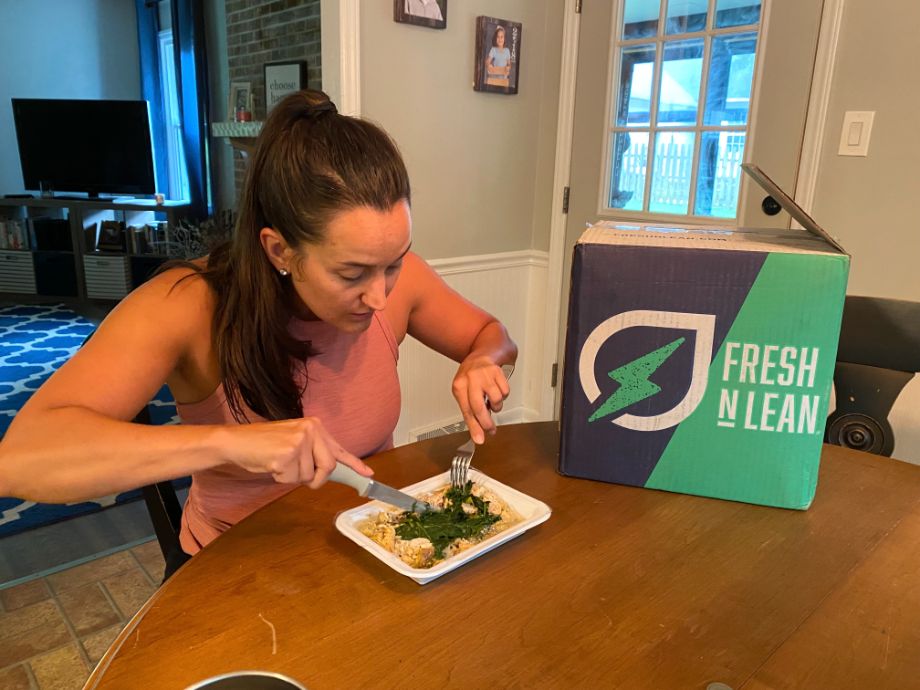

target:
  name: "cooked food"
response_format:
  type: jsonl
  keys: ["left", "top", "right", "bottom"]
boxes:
{"left": 359, "top": 480, "right": 522, "bottom": 568}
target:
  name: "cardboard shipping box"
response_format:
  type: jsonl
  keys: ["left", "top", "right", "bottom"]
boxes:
{"left": 559, "top": 166, "right": 849, "bottom": 509}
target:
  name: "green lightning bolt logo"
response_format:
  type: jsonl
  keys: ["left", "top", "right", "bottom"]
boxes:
{"left": 588, "top": 337, "right": 686, "bottom": 423}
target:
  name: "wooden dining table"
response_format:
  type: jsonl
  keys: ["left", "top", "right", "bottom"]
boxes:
{"left": 86, "top": 422, "right": 920, "bottom": 689}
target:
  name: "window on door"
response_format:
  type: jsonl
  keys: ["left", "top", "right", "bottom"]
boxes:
{"left": 605, "top": 0, "right": 761, "bottom": 219}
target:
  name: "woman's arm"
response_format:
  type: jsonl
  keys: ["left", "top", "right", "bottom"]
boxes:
{"left": 392, "top": 253, "right": 518, "bottom": 443}
{"left": 0, "top": 269, "right": 370, "bottom": 503}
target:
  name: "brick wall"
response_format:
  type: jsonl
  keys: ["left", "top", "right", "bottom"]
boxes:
{"left": 224, "top": 0, "right": 322, "bottom": 193}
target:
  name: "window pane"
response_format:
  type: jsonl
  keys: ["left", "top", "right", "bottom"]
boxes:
{"left": 609, "top": 131, "right": 648, "bottom": 210}
{"left": 615, "top": 44, "right": 656, "bottom": 127}
{"left": 649, "top": 131, "right": 695, "bottom": 214}
{"left": 158, "top": 30, "right": 189, "bottom": 202}
{"left": 715, "top": 0, "right": 761, "bottom": 28}
{"left": 608, "top": 0, "right": 760, "bottom": 219}
{"left": 623, "top": 0, "right": 661, "bottom": 39}
{"left": 665, "top": 0, "right": 707, "bottom": 34}
{"left": 657, "top": 39, "right": 703, "bottom": 127}
{"left": 694, "top": 131, "right": 745, "bottom": 217}
{"left": 703, "top": 32, "right": 756, "bottom": 125}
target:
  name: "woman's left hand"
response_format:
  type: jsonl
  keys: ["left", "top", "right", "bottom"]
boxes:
{"left": 452, "top": 357, "right": 512, "bottom": 444}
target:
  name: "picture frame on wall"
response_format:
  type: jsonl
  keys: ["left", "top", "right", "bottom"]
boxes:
{"left": 394, "top": 0, "right": 447, "bottom": 30}
{"left": 474, "top": 16, "right": 523, "bottom": 95}
{"left": 264, "top": 60, "right": 308, "bottom": 113}
{"left": 228, "top": 82, "right": 252, "bottom": 121}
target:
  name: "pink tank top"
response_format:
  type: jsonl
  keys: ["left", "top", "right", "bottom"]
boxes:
{"left": 175, "top": 312, "right": 401, "bottom": 554}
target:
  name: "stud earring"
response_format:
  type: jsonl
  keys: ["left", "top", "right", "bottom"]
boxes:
{"left": 279, "top": 268, "right": 289, "bottom": 276}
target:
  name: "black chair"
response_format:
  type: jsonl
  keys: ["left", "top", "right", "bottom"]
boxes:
{"left": 134, "top": 407, "right": 185, "bottom": 561}
{"left": 825, "top": 296, "right": 920, "bottom": 457}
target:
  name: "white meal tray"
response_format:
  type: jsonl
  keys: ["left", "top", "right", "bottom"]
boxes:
{"left": 335, "top": 468, "right": 552, "bottom": 585}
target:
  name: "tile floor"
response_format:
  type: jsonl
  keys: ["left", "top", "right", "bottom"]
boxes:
{"left": 0, "top": 540, "right": 164, "bottom": 690}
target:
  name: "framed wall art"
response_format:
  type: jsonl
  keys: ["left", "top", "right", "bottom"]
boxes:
{"left": 394, "top": 0, "right": 447, "bottom": 30}
{"left": 228, "top": 81, "right": 252, "bottom": 121}
{"left": 474, "top": 16, "right": 522, "bottom": 95}
{"left": 264, "top": 60, "right": 308, "bottom": 113}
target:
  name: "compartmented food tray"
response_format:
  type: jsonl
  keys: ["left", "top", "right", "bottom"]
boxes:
{"left": 335, "top": 469, "right": 551, "bottom": 584}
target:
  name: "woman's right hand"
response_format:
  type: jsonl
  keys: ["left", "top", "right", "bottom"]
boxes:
{"left": 225, "top": 417, "right": 373, "bottom": 489}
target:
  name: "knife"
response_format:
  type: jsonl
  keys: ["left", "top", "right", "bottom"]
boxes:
{"left": 328, "top": 463, "right": 433, "bottom": 513}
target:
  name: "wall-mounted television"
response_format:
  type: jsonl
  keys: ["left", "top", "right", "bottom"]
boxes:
{"left": 11, "top": 98, "right": 157, "bottom": 198}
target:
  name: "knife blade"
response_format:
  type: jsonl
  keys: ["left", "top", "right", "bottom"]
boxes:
{"left": 328, "top": 463, "right": 433, "bottom": 513}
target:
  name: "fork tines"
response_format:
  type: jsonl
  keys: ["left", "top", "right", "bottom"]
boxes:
{"left": 450, "top": 439, "right": 476, "bottom": 489}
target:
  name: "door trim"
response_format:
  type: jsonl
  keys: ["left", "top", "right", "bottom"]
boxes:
{"left": 319, "top": 0, "right": 361, "bottom": 114}
{"left": 542, "top": 0, "right": 845, "bottom": 420}
{"left": 795, "top": 0, "right": 846, "bottom": 216}
{"left": 339, "top": 0, "right": 361, "bottom": 115}
{"left": 540, "top": 0, "right": 582, "bottom": 419}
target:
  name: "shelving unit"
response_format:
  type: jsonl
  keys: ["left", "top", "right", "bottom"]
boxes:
{"left": 0, "top": 196, "right": 191, "bottom": 302}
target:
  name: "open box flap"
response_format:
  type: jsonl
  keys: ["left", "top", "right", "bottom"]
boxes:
{"left": 741, "top": 163, "right": 847, "bottom": 254}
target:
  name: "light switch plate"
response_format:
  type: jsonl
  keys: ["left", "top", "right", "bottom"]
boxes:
{"left": 838, "top": 111, "right": 875, "bottom": 156}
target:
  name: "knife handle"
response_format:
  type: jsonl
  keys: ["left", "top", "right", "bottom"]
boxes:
{"left": 328, "top": 463, "right": 372, "bottom": 497}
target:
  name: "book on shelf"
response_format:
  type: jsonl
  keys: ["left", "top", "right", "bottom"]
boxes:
{"left": 84, "top": 222, "right": 98, "bottom": 252}
{"left": 145, "top": 222, "right": 169, "bottom": 256}
{"left": 128, "top": 225, "right": 144, "bottom": 255}
{"left": 0, "top": 219, "right": 31, "bottom": 250}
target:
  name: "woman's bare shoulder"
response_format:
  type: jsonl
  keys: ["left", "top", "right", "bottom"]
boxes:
{"left": 16, "top": 264, "right": 220, "bottom": 421}
{"left": 388, "top": 251, "right": 497, "bottom": 361}
{"left": 384, "top": 252, "right": 430, "bottom": 337}
{"left": 393, "top": 251, "right": 435, "bottom": 294}
{"left": 96, "top": 264, "right": 216, "bottom": 355}
{"left": 130, "top": 264, "right": 214, "bottom": 315}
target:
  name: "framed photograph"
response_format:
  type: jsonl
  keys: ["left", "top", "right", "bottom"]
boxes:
{"left": 228, "top": 81, "right": 252, "bottom": 120}
{"left": 96, "top": 220, "right": 126, "bottom": 253}
{"left": 264, "top": 61, "right": 308, "bottom": 113}
{"left": 474, "top": 16, "right": 523, "bottom": 95}
{"left": 394, "top": 0, "right": 447, "bottom": 30}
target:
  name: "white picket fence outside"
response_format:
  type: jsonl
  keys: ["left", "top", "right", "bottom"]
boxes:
{"left": 617, "top": 137, "right": 745, "bottom": 216}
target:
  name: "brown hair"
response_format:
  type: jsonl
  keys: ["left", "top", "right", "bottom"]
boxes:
{"left": 186, "top": 90, "right": 410, "bottom": 422}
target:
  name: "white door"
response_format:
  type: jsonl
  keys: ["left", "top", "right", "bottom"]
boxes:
{"left": 554, "top": 0, "right": 825, "bottom": 409}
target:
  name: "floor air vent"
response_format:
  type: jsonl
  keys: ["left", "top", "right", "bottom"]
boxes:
{"left": 414, "top": 420, "right": 468, "bottom": 441}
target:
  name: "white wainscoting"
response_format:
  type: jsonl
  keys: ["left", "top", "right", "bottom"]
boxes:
{"left": 393, "top": 250, "right": 550, "bottom": 446}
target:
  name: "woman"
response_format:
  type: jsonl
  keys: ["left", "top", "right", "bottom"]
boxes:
{"left": 0, "top": 91, "right": 517, "bottom": 575}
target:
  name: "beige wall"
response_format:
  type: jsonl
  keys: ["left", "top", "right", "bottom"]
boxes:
{"left": 0, "top": 0, "right": 141, "bottom": 194}
{"left": 811, "top": 0, "right": 920, "bottom": 302}
{"left": 360, "top": 1, "right": 562, "bottom": 259}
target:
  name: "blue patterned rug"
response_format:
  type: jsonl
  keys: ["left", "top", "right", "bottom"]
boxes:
{"left": 0, "top": 304, "right": 181, "bottom": 538}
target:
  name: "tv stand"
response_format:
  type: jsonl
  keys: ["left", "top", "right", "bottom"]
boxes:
{"left": 0, "top": 196, "right": 191, "bottom": 301}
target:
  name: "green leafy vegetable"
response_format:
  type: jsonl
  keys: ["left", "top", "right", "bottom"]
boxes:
{"left": 395, "top": 481, "right": 500, "bottom": 559}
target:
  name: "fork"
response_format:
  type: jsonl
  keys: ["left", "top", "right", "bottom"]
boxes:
{"left": 450, "top": 439, "right": 475, "bottom": 490}
{"left": 450, "top": 364, "right": 514, "bottom": 489}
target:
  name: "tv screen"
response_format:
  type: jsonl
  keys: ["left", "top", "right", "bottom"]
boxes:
{"left": 11, "top": 98, "right": 156, "bottom": 197}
